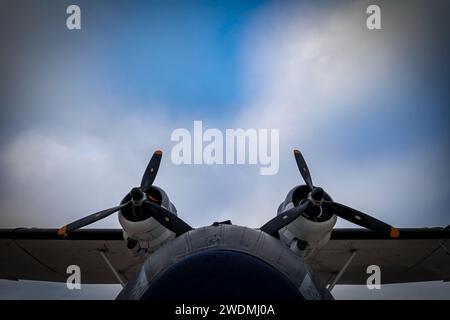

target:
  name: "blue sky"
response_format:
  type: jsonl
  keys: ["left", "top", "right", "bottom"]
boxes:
{"left": 0, "top": 0, "right": 449, "bottom": 299}
{"left": 80, "top": 0, "right": 260, "bottom": 113}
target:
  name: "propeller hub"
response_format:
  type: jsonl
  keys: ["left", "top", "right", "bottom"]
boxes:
{"left": 309, "top": 187, "right": 325, "bottom": 206}
{"left": 305, "top": 204, "right": 323, "bottom": 218}
{"left": 130, "top": 187, "right": 144, "bottom": 203}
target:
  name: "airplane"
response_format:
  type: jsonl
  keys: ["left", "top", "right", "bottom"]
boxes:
{"left": 0, "top": 149, "right": 448, "bottom": 300}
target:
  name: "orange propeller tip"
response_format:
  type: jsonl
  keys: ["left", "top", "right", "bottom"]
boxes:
{"left": 155, "top": 150, "right": 163, "bottom": 155}
{"left": 390, "top": 227, "right": 400, "bottom": 238}
{"left": 57, "top": 226, "right": 67, "bottom": 237}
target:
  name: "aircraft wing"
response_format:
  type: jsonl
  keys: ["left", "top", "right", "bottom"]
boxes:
{"left": 307, "top": 227, "right": 450, "bottom": 286}
{"left": 0, "top": 228, "right": 144, "bottom": 284}
{"left": 2, "top": 227, "right": 449, "bottom": 286}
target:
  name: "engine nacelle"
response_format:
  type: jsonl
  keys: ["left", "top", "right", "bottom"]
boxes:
{"left": 118, "top": 186, "right": 177, "bottom": 255}
{"left": 277, "top": 185, "right": 337, "bottom": 258}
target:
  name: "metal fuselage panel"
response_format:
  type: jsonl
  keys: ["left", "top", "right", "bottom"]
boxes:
{"left": 117, "top": 224, "right": 332, "bottom": 300}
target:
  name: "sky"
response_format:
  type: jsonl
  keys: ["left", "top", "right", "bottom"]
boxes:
{"left": 0, "top": 0, "right": 449, "bottom": 299}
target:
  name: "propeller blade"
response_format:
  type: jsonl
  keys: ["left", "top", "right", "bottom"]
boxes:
{"left": 323, "top": 201, "right": 400, "bottom": 238}
{"left": 293, "top": 149, "right": 314, "bottom": 190}
{"left": 260, "top": 200, "right": 311, "bottom": 237}
{"left": 142, "top": 201, "right": 192, "bottom": 236}
{"left": 57, "top": 202, "right": 130, "bottom": 236}
{"left": 140, "top": 150, "right": 163, "bottom": 193}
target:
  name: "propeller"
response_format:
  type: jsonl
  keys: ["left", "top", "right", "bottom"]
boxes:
{"left": 57, "top": 202, "right": 130, "bottom": 236}
{"left": 142, "top": 201, "right": 192, "bottom": 236}
{"left": 140, "top": 150, "right": 162, "bottom": 193}
{"left": 294, "top": 149, "right": 314, "bottom": 190}
{"left": 260, "top": 149, "right": 400, "bottom": 238}
{"left": 57, "top": 150, "right": 191, "bottom": 236}
{"left": 260, "top": 201, "right": 311, "bottom": 236}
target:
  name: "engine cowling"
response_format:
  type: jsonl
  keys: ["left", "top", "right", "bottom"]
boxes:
{"left": 277, "top": 185, "right": 337, "bottom": 257}
{"left": 118, "top": 186, "right": 177, "bottom": 255}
